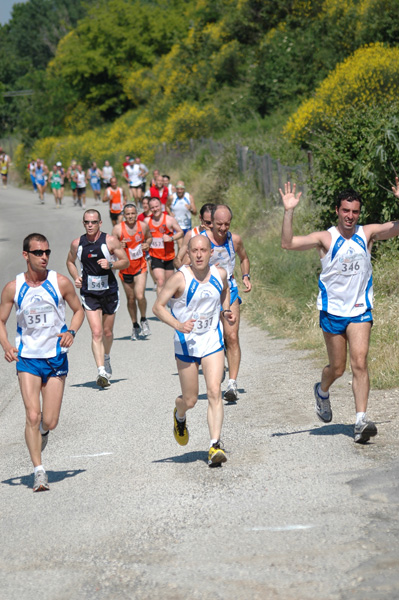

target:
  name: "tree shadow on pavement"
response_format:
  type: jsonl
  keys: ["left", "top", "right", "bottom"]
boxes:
{"left": 153, "top": 451, "right": 208, "bottom": 464}
{"left": 1, "top": 469, "right": 86, "bottom": 490}
{"left": 271, "top": 423, "right": 354, "bottom": 439}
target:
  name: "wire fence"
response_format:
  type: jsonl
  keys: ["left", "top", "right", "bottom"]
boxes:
{"left": 154, "top": 137, "right": 310, "bottom": 203}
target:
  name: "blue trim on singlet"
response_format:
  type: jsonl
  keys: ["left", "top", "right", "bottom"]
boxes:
{"left": 172, "top": 308, "right": 189, "bottom": 356}
{"left": 318, "top": 279, "right": 328, "bottom": 311}
{"left": 186, "top": 279, "right": 199, "bottom": 307}
{"left": 17, "top": 282, "right": 30, "bottom": 309}
{"left": 352, "top": 233, "right": 366, "bottom": 254}
{"left": 42, "top": 280, "right": 59, "bottom": 308}
{"left": 217, "top": 321, "right": 223, "bottom": 347}
{"left": 17, "top": 325, "right": 23, "bottom": 355}
{"left": 209, "top": 274, "right": 222, "bottom": 294}
{"left": 331, "top": 236, "right": 345, "bottom": 261}
{"left": 365, "top": 274, "right": 373, "bottom": 309}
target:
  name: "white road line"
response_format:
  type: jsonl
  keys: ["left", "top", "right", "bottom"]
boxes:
{"left": 247, "top": 525, "right": 315, "bottom": 532}
{"left": 70, "top": 452, "right": 113, "bottom": 458}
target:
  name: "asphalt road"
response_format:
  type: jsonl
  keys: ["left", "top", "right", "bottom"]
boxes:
{"left": 0, "top": 186, "right": 398, "bottom": 600}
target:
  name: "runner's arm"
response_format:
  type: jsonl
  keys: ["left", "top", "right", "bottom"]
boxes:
{"left": 101, "top": 235, "right": 129, "bottom": 270}
{"left": 66, "top": 239, "right": 83, "bottom": 288}
{"left": 189, "top": 194, "right": 197, "bottom": 215}
{"left": 164, "top": 216, "right": 183, "bottom": 242}
{"left": 152, "top": 272, "right": 195, "bottom": 333}
{"left": 218, "top": 269, "right": 236, "bottom": 325}
{"left": 174, "top": 229, "right": 192, "bottom": 269}
{"left": 141, "top": 222, "right": 152, "bottom": 252}
{"left": 233, "top": 234, "right": 252, "bottom": 293}
{"left": 0, "top": 281, "right": 19, "bottom": 362}
{"left": 57, "top": 275, "right": 85, "bottom": 347}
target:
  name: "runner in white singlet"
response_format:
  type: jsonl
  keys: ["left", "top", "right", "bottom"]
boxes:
{"left": 153, "top": 234, "right": 236, "bottom": 467}
{"left": 0, "top": 233, "right": 84, "bottom": 492}
{"left": 280, "top": 180, "right": 399, "bottom": 443}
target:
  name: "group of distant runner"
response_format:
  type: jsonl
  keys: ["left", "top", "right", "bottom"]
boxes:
{"left": 2, "top": 154, "right": 399, "bottom": 491}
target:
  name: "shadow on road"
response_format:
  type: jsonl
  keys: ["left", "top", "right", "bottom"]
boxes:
{"left": 1, "top": 469, "right": 86, "bottom": 489}
{"left": 152, "top": 450, "right": 208, "bottom": 464}
{"left": 70, "top": 378, "right": 128, "bottom": 389}
{"left": 271, "top": 423, "right": 355, "bottom": 439}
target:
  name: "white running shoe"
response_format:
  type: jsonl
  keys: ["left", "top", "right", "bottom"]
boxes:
{"left": 354, "top": 417, "right": 377, "bottom": 443}
{"left": 96, "top": 367, "right": 110, "bottom": 388}
{"left": 141, "top": 320, "right": 151, "bottom": 337}
{"left": 131, "top": 325, "right": 141, "bottom": 341}
{"left": 314, "top": 382, "right": 332, "bottom": 423}
{"left": 224, "top": 379, "right": 238, "bottom": 402}
{"left": 33, "top": 470, "right": 49, "bottom": 492}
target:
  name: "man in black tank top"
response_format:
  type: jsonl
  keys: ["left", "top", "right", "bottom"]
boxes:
{"left": 67, "top": 209, "right": 129, "bottom": 388}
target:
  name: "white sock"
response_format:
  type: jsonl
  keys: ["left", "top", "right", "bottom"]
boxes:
{"left": 175, "top": 412, "right": 186, "bottom": 423}
{"left": 98, "top": 366, "right": 105, "bottom": 373}
{"left": 317, "top": 384, "right": 329, "bottom": 398}
{"left": 210, "top": 439, "right": 219, "bottom": 447}
{"left": 356, "top": 412, "right": 366, "bottom": 424}
{"left": 39, "top": 422, "right": 48, "bottom": 435}
{"left": 228, "top": 378, "right": 236, "bottom": 385}
{"left": 34, "top": 465, "right": 45, "bottom": 474}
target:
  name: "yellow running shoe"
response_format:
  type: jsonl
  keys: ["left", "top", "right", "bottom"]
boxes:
{"left": 208, "top": 442, "right": 227, "bottom": 467}
{"left": 173, "top": 408, "right": 189, "bottom": 446}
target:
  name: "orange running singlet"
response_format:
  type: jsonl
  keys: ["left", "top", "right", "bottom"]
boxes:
{"left": 119, "top": 221, "right": 147, "bottom": 277}
{"left": 148, "top": 214, "right": 175, "bottom": 261}
{"left": 107, "top": 187, "right": 124, "bottom": 213}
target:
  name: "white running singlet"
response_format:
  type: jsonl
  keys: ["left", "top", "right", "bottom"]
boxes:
{"left": 170, "top": 265, "right": 224, "bottom": 358}
{"left": 14, "top": 270, "right": 68, "bottom": 358}
{"left": 317, "top": 225, "right": 373, "bottom": 317}
{"left": 170, "top": 193, "right": 192, "bottom": 230}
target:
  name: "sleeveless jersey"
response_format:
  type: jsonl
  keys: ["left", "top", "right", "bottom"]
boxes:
{"left": 35, "top": 166, "right": 45, "bottom": 185}
{"left": 170, "top": 193, "right": 192, "bottom": 230}
{"left": 1, "top": 155, "right": 9, "bottom": 175}
{"left": 170, "top": 265, "right": 224, "bottom": 358}
{"left": 119, "top": 221, "right": 147, "bottom": 277}
{"left": 50, "top": 172, "right": 62, "bottom": 189}
{"left": 317, "top": 225, "right": 373, "bottom": 317}
{"left": 102, "top": 165, "right": 113, "bottom": 183}
{"left": 149, "top": 185, "right": 169, "bottom": 206}
{"left": 191, "top": 226, "right": 202, "bottom": 237}
{"left": 89, "top": 168, "right": 100, "bottom": 186}
{"left": 148, "top": 214, "right": 175, "bottom": 261}
{"left": 106, "top": 187, "right": 124, "bottom": 213}
{"left": 125, "top": 164, "right": 141, "bottom": 187}
{"left": 76, "top": 171, "right": 86, "bottom": 188}
{"left": 77, "top": 232, "right": 118, "bottom": 296}
{"left": 201, "top": 229, "right": 236, "bottom": 283}
{"left": 14, "top": 270, "right": 68, "bottom": 359}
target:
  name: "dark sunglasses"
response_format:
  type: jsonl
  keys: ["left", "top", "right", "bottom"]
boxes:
{"left": 27, "top": 249, "right": 51, "bottom": 257}
{"left": 84, "top": 220, "right": 99, "bottom": 224}
{"left": 202, "top": 219, "right": 212, "bottom": 225}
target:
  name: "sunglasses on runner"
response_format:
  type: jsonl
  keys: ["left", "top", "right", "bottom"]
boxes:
{"left": 84, "top": 220, "right": 99, "bottom": 224}
{"left": 202, "top": 219, "right": 212, "bottom": 225}
{"left": 27, "top": 249, "right": 51, "bottom": 257}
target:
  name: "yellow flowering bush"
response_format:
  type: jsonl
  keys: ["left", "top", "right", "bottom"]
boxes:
{"left": 163, "top": 102, "right": 223, "bottom": 142}
{"left": 284, "top": 43, "right": 399, "bottom": 144}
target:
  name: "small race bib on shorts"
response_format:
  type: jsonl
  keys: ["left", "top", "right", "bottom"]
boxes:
{"left": 24, "top": 304, "right": 54, "bottom": 328}
{"left": 87, "top": 275, "right": 109, "bottom": 291}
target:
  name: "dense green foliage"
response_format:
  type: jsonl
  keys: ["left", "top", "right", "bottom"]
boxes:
{"left": 310, "top": 102, "right": 399, "bottom": 228}
{"left": 2, "top": 0, "right": 399, "bottom": 148}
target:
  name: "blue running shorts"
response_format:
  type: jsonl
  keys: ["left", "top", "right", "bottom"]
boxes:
{"left": 16, "top": 353, "right": 69, "bottom": 383}
{"left": 319, "top": 310, "right": 373, "bottom": 334}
